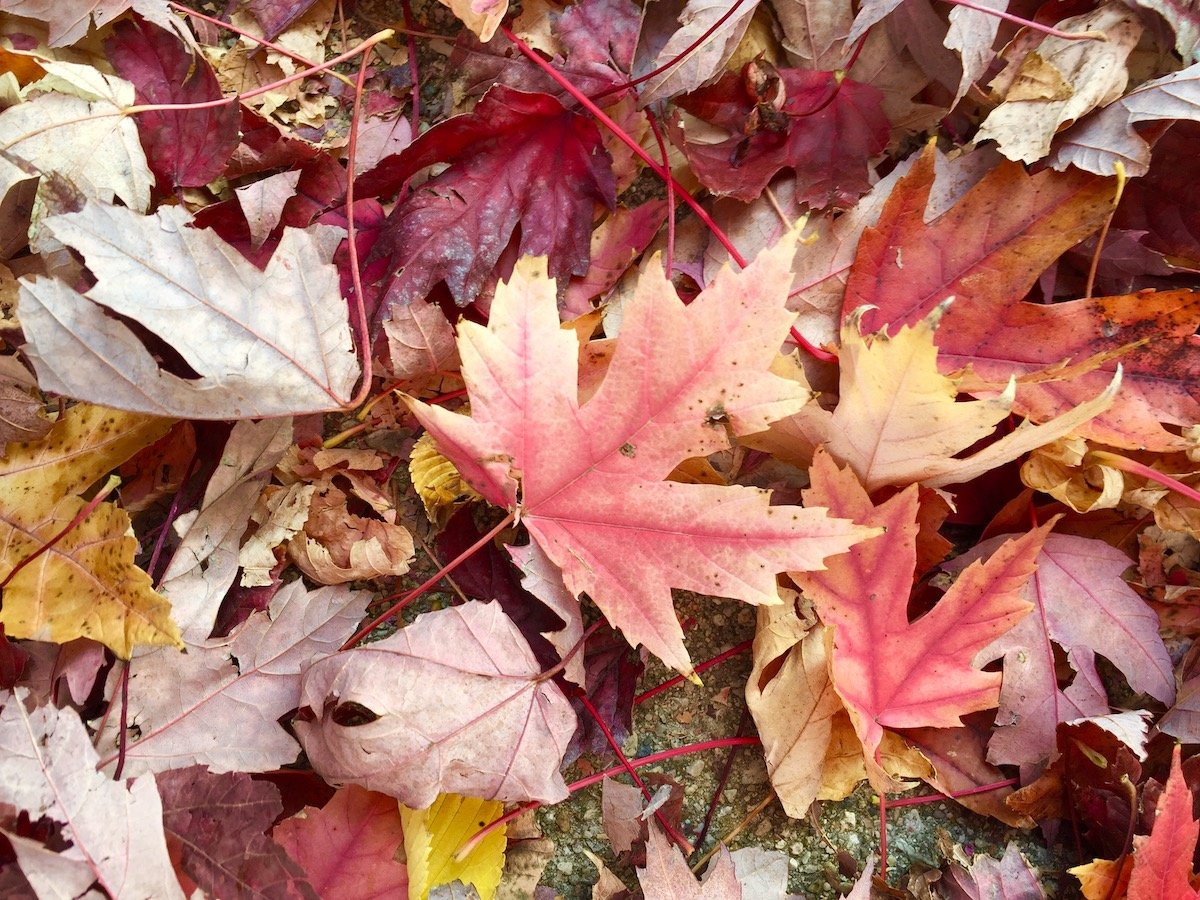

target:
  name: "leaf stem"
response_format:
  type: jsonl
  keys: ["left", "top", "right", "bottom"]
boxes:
{"left": 940, "top": 0, "right": 1109, "bottom": 41}
{"left": 885, "top": 777, "right": 1019, "bottom": 808}
{"left": 453, "top": 736, "right": 762, "bottom": 860}
{"left": 342, "top": 36, "right": 377, "bottom": 410}
{"left": 635, "top": 639, "right": 752, "bottom": 704}
{"left": 1084, "top": 162, "right": 1126, "bottom": 300}
{"left": 575, "top": 689, "right": 694, "bottom": 854}
{"left": 339, "top": 510, "right": 516, "bottom": 649}
{"left": 1085, "top": 450, "right": 1200, "bottom": 506}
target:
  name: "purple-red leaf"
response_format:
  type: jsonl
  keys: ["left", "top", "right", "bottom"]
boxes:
{"left": 106, "top": 15, "right": 239, "bottom": 188}
{"left": 677, "top": 63, "right": 888, "bottom": 206}
{"left": 156, "top": 766, "right": 315, "bottom": 900}
{"left": 361, "top": 85, "right": 615, "bottom": 310}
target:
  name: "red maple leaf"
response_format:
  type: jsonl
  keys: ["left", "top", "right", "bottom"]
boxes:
{"left": 361, "top": 85, "right": 616, "bottom": 310}
{"left": 106, "top": 15, "right": 240, "bottom": 189}
{"left": 675, "top": 61, "right": 888, "bottom": 206}
{"left": 794, "top": 450, "right": 1049, "bottom": 781}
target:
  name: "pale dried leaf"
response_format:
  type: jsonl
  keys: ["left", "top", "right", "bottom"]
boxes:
{"left": 639, "top": 0, "right": 761, "bottom": 104}
{"left": 20, "top": 202, "right": 359, "bottom": 418}
{"left": 976, "top": 3, "right": 1142, "bottom": 164}
{"left": 93, "top": 582, "right": 369, "bottom": 776}
{"left": 384, "top": 297, "right": 460, "bottom": 384}
{"left": 0, "top": 62, "right": 151, "bottom": 210}
{"left": 159, "top": 418, "right": 293, "bottom": 641}
{"left": 0, "top": 687, "right": 184, "bottom": 899}
{"left": 294, "top": 601, "right": 576, "bottom": 807}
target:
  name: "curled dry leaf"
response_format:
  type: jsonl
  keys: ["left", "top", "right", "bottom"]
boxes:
{"left": 19, "top": 201, "right": 359, "bottom": 419}
{"left": 294, "top": 601, "right": 576, "bottom": 807}
{"left": 976, "top": 3, "right": 1142, "bottom": 164}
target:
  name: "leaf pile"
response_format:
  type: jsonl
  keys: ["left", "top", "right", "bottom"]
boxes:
{"left": 0, "top": 0, "right": 1198, "bottom": 897}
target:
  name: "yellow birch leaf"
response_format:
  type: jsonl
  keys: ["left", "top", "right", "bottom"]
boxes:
{"left": 0, "top": 403, "right": 178, "bottom": 656}
{"left": 401, "top": 793, "right": 507, "bottom": 900}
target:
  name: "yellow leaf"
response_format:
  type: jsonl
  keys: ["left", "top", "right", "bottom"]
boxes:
{"left": 0, "top": 404, "right": 179, "bottom": 656}
{"left": 410, "top": 431, "right": 482, "bottom": 528}
{"left": 401, "top": 793, "right": 507, "bottom": 900}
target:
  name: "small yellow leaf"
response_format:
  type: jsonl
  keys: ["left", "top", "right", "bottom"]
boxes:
{"left": 401, "top": 793, "right": 506, "bottom": 900}
{"left": 410, "top": 431, "right": 482, "bottom": 527}
{"left": 0, "top": 404, "right": 178, "bottom": 656}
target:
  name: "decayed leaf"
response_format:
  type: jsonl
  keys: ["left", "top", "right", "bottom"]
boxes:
{"left": 945, "top": 532, "right": 1173, "bottom": 772}
{"left": 0, "top": 403, "right": 178, "bottom": 656}
{"left": 401, "top": 793, "right": 506, "bottom": 900}
{"left": 815, "top": 304, "right": 1119, "bottom": 491}
{"left": 93, "top": 581, "right": 369, "bottom": 776}
{"left": 19, "top": 201, "right": 359, "bottom": 419}
{"left": 794, "top": 451, "right": 1047, "bottom": 787}
{"left": 156, "top": 766, "right": 315, "bottom": 899}
{"left": 274, "top": 785, "right": 409, "bottom": 899}
{"left": 0, "top": 687, "right": 184, "bottom": 899}
{"left": 408, "top": 233, "right": 876, "bottom": 674}
{"left": 0, "top": 60, "right": 152, "bottom": 211}
{"left": 976, "top": 3, "right": 1142, "bottom": 164}
{"left": 294, "top": 601, "right": 577, "bottom": 807}
{"left": 636, "top": 827, "right": 742, "bottom": 898}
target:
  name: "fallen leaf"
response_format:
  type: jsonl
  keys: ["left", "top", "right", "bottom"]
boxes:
{"left": 637, "top": 0, "right": 761, "bottom": 105}
{"left": 1126, "top": 747, "right": 1200, "bottom": 900}
{"left": 815, "top": 304, "right": 1119, "bottom": 491}
{"left": 636, "top": 826, "right": 742, "bottom": 898}
{"left": 402, "top": 793, "right": 506, "bottom": 900}
{"left": 384, "top": 297, "right": 460, "bottom": 385}
{"left": 1049, "top": 60, "right": 1200, "bottom": 176}
{"left": 0, "top": 686, "right": 184, "bottom": 899}
{"left": 236, "top": 170, "right": 302, "bottom": 249}
{"left": 274, "top": 785, "right": 409, "bottom": 900}
{"left": 0, "top": 60, "right": 152, "bottom": 210}
{"left": 945, "top": 532, "right": 1173, "bottom": 772}
{"left": 944, "top": 0, "right": 1004, "bottom": 106}
{"left": 158, "top": 418, "right": 294, "bottom": 641}
{"left": 294, "top": 601, "right": 577, "bottom": 807}
{"left": 842, "top": 144, "right": 1113, "bottom": 333}
{"left": 774, "top": 0, "right": 852, "bottom": 70}
{"left": 92, "top": 581, "right": 369, "bottom": 776}
{"left": 794, "top": 450, "right": 1047, "bottom": 786}
{"left": 0, "top": 0, "right": 176, "bottom": 46}
{"left": 106, "top": 14, "right": 240, "bottom": 188}
{"left": 19, "top": 201, "right": 359, "bottom": 418}
{"left": 944, "top": 843, "right": 1046, "bottom": 898}
{"left": 676, "top": 62, "right": 888, "bottom": 207}
{"left": 363, "top": 85, "right": 615, "bottom": 312}
{"left": 0, "top": 403, "right": 178, "bottom": 656}
{"left": 157, "top": 766, "right": 315, "bottom": 899}
{"left": 408, "top": 233, "right": 876, "bottom": 674}
{"left": 976, "top": 3, "right": 1142, "bottom": 164}
{"left": 745, "top": 600, "right": 842, "bottom": 817}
